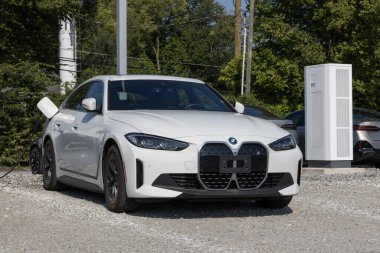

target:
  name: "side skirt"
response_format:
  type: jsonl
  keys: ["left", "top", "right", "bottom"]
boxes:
{"left": 58, "top": 175, "right": 103, "bottom": 194}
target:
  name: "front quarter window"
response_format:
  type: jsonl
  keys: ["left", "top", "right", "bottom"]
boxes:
{"left": 64, "top": 81, "right": 104, "bottom": 111}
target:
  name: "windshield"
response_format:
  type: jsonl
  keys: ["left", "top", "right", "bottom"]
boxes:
{"left": 108, "top": 80, "right": 234, "bottom": 112}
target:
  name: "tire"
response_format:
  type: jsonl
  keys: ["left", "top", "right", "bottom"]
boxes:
{"left": 30, "top": 146, "right": 41, "bottom": 174}
{"left": 42, "top": 140, "right": 62, "bottom": 190}
{"left": 374, "top": 162, "right": 380, "bottom": 169}
{"left": 103, "top": 145, "right": 137, "bottom": 213}
{"left": 257, "top": 196, "right": 292, "bottom": 209}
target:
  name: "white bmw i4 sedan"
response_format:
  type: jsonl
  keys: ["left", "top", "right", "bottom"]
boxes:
{"left": 39, "top": 75, "right": 302, "bottom": 213}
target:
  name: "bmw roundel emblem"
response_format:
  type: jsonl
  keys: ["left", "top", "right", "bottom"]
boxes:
{"left": 228, "top": 137, "right": 237, "bottom": 145}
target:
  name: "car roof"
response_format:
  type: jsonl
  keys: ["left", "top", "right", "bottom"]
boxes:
{"left": 86, "top": 75, "right": 205, "bottom": 84}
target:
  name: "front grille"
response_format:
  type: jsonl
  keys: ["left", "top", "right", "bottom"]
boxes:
{"left": 199, "top": 143, "right": 268, "bottom": 190}
{"left": 236, "top": 143, "right": 268, "bottom": 189}
{"left": 153, "top": 173, "right": 288, "bottom": 191}
{"left": 199, "top": 143, "right": 233, "bottom": 189}
{"left": 261, "top": 173, "right": 286, "bottom": 188}
{"left": 236, "top": 172, "right": 267, "bottom": 189}
{"left": 170, "top": 174, "right": 202, "bottom": 189}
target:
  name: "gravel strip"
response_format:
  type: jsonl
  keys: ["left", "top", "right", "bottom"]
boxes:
{"left": 0, "top": 169, "right": 379, "bottom": 253}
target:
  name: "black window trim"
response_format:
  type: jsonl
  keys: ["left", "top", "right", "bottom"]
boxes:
{"left": 63, "top": 79, "right": 105, "bottom": 112}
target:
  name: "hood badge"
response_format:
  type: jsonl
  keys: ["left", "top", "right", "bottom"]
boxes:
{"left": 228, "top": 137, "right": 237, "bottom": 145}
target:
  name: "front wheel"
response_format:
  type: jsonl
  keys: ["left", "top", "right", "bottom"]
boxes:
{"left": 103, "top": 145, "right": 137, "bottom": 213}
{"left": 256, "top": 196, "right": 292, "bottom": 209}
{"left": 42, "top": 140, "right": 62, "bottom": 190}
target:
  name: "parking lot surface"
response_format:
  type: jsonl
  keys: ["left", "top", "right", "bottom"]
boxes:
{"left": 0, "top": 169, "right": 379, "bottom": 253}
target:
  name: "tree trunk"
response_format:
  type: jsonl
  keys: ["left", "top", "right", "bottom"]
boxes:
{"left": 153, "top": 36, "right": 161, "bottom": 72}
{"left": 234, "top": 0, "right": 242, "bottom": 57}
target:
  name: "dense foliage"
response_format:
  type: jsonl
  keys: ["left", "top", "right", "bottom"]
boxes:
{"left": 77, "top": 0, "right": 234, "bottom": 85}
{"left": 0, "top": 0, "right": 379, "bottom": 165}
{"left": 220, "top": 0, "right": 380, "bottom": 114}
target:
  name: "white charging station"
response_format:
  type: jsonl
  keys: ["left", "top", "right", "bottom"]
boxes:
{"left": 305, "top": 63, "right": 353, "bottom": 168}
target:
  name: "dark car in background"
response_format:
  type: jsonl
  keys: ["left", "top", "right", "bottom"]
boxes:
{"left": 243, "top": 106, "right": 299, "bottom": 145}
{"left": 286, "top": 108, "right": 380, "bottom": 168}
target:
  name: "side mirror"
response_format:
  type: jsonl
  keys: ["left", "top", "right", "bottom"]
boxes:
{"left": 82, "top": 98, "right": 97, "bottom": 111}
{"left": 37, "top": 97, "right": 59, "bottom": 119}
{"left": 234, "top": 101, "right": 245, "bottom": 114}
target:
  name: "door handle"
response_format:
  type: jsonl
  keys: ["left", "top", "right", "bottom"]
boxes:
{"left": 55, "top": 123, "right": 61, "bottom": 128}
{"left": 54, "top": 123, "right": 61, "bottom": 130}
{"left": 73, "top": 125, "right": 78, "bottom": 130}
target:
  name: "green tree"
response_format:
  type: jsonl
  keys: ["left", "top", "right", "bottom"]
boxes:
{"left": 220, "top": 0, "right": 379, "bottom": 112}
{"left": 0, "top": 62, "right": 58, "bottom": 165}
{"left": 77, "top": 0, "right": 234, "bottom": 85}
{"left": 0, "top": 0, "right": 80, "bottom": 66}
{"left": 0, "top": 1, "right": 76, "bottom": 165}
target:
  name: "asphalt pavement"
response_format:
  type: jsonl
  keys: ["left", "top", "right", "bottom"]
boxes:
{"left": 0, "top": 170, "right": 379, "bottom": 252}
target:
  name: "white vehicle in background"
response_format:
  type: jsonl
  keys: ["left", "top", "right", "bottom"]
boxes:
{"left": 286, "top": 108, "right": 380, "bottom": 168}
{"left": 38, "top": 75, "right": 302, "bottom": 213}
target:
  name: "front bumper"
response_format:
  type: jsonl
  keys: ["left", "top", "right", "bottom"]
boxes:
{"left": 152, "top": 172, "right": 296, "bottom": 199}
{"left": 120, "top": 135, "right": 303, "bottom": 199}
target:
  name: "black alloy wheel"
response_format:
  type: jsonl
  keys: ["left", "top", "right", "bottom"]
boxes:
{"left": 103, "top": 145, "right": 137, "bottom": 213}
{"left": 30, "top": 146, "right": 41, "bottom": 174}
{"left": 42, "top": 140, "right": 61, "bottom": 190}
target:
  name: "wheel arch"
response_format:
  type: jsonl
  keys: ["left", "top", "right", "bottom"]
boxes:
{"left": 43, "top": 135, "right": 52, "bottom": 147}
{"left": 102, "top": 138, "right": 123, "bottom": 173}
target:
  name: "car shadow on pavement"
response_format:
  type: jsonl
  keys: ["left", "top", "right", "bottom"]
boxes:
{"left": 131, "top": 199, "right": 293, "bottom": 219}
{"left": 58, "top": 188, "right": 293, "bottom": 218}
{"left": 59, "top": 187, "right": 107, "bottom": 208}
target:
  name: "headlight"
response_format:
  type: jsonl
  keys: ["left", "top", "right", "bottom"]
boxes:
{"left": 125, "top": 133, "right": 189, "bottom": 151}
{"left": 269, "top": 134, "right": 297, "bottom": 151}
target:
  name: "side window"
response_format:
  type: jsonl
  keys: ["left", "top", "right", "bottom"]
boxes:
{"left": 85, "top": 81, "right": 104, "bottom": 111}
{"left": 299, "top": 112, "right": 305, "bottom": 127}
{"left": 65, "top": 84, "right": 90, "bottom": 111}
{"left": 64, "top": 81, "right": 104, "bottom": 111}
{"left": 286, "top": 111, "right": 304, "bottom": 127}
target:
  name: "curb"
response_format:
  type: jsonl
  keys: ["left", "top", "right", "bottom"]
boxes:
{"left": 302, "top": 167, "right": 368, "bottom": 175}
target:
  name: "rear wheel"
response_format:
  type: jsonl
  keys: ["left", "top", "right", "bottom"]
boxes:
{"left": 42, "top": 140, "right": 62, "bottom": 190}
{"left": 257, "top": 196, "right": 292, "bottom": 209}
{"left": 103, "top": 145, "right": 137, "bottom": 213}
{"left": 30, "top": 146, "right": 41, "bottom": 174}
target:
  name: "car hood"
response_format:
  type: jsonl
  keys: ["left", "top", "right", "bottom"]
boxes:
{"left": 108, "top": 110, "right": 287, "bottom": 139}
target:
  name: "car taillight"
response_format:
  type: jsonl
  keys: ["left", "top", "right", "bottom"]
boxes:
{"left": 281, "top": 124, "right": 297, "bottom": 130}
{"left": 353, "top": 125, "right": 380, "bottom": 131}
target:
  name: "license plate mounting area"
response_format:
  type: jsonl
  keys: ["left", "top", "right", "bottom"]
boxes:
{"left": 219, "top": 155, "right": 251, "bottom": 173}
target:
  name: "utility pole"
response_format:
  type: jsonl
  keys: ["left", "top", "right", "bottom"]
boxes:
{"left": 234, "top": 0, "right": 242, "bottom": 57}
{"left": 241, "top": 27, "right": 247, "bottom": 95}
{"left": 117, "top": 0, "right": 127, "bottom": 75}
{"left": 59, "top": 18, "right": 77, "bottom": 95}
{"left": 245, "top": 0, "right": 255, "bottom": 94}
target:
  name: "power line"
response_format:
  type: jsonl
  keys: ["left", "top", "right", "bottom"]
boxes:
{"left": 77, "top": 50, "right": 223, "bottom": 68}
